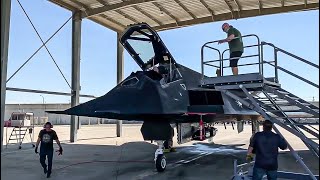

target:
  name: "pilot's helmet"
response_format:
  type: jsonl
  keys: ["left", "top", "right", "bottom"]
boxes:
{"left": 158, "top": 66, "right": 168, "bottom": 74}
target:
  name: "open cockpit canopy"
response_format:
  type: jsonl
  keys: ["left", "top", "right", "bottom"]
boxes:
{"left": 120, "top": 23, "right": 177, "bottom": 71}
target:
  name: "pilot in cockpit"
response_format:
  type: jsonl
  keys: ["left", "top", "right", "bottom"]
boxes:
{"left": 146, "top": 54, "right": 172, "bottom": 84}
{"left": 152, "top": 65, "right": 168, "bottom": 85}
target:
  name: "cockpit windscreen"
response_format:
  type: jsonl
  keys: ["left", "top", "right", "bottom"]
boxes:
{"left": 126, "top": 30, "right": 155, "bottom": 65}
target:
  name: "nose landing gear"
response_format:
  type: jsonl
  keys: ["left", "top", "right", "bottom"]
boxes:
{"left": 154, "top": 141, "right": 166, "bottom": 172}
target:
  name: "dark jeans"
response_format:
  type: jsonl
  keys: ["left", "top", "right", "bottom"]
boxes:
{"left": 39, "top": 149, "right": 53, "bottom": 173}
{"left": 253, "top": 166, "right": 277, "bottom": 180}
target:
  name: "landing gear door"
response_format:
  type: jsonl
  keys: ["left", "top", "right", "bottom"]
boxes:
{"left": 177, "top": 123, "right": 195, "bottom": 144}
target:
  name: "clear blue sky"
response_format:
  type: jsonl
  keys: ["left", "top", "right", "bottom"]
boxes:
{"left": 6, "top": 0, "right": 319, "bottom": 104}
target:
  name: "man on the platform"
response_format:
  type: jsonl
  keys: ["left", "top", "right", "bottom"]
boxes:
{"left": 35, "top": 122, "right": 63, "bottom": 178}
{"left": 218, "top": 23, "right": 244, "bottom": 75}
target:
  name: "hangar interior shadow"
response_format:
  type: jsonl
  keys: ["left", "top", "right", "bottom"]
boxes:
{"left": 1, "top": 141, "right": 319, "bottom": 180}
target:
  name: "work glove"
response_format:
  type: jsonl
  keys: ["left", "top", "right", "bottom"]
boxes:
{"left": 246, "top": 154, "right": 254, "bottom": 162}
{"left": 56, "top": 147, "right": 63, "bottom": 155}
{"left": 34, "top": 146, "right": 38, "bottom": 154}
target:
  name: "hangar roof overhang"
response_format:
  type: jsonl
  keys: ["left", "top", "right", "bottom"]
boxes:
{"left": 49, "top": 0, "right": 319, "bottom": 32}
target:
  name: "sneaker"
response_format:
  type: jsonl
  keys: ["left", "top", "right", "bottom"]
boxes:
{"left": 163, "top": 147, "right": 176, "bottom": 153}
{"left": 163, "top": 148, "right": 171, "bottom": 153}
{"left": 43, "top": 167, "right": 48, "bottom": 174}
{"left": 46, "top": 171, "right": 51, "bottom": 178}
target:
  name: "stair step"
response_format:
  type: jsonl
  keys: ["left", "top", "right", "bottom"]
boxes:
{"left": 257, "top": 99, "right": 285, "bottom": 101}
{"left": 275, "top": 115, "right": 315, "bottom": 119}
{"left": 276, "top": 90, "right": 290, "bottom": 95}
{"left": 9, "top": 138, "right": 23, "bottom": 140}
{"left": 262, "top": 103, "right": 298, "bottom": 107}
{"left": 261, "top": 101, "right": 288, "bottom": 104}
{"left": 289, "top": 97, "right": 300, "bottom": 100}
{"left": 299, "top": 103, "right": 310, "bottom": 106}
{"left": 13, "top": 134, "right": 26, "bottom": 136}
{"left": 282, "top": 122, "right": 319, "bottom": 125}
{"left": 310, "top": 138, "right": 319, "bottom": 140}
{"left": 267, "top": 110, "right": 306, "bottom": 113}
{"left": 266, "top": 94, "right": 279, "bottom": 98}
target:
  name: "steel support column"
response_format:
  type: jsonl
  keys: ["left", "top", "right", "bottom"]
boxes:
{"left": 70, "top": 11, "right": 82, "bottom": 142}
{"left": 251, "top": 119, "right": 260, "bottom": 134}
{"left": 1, "top": 0, "right": 12, "bottom": 151}
{"left": 116, "top": 32, "right": 124, "bottom": 137}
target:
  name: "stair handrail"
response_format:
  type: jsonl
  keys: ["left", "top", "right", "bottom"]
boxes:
{"left": 262, "top": 42, "right": 319, "bottom": 68}
{"left": 261, "top": 41, "right": 319, "bottom": 88}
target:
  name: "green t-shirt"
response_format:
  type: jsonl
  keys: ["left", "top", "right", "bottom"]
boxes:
{"left": 227, "top": 27, "right": 244, "bottom": 53}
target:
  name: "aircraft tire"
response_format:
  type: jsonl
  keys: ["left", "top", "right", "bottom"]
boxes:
{"left": 155, "top": 154, "right": 166, "bottom": 172}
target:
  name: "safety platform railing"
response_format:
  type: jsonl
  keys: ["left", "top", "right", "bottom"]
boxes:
{"left": 201, "top": 34, "right": 261, "bottom": 77}
{"left": 201, "top": 34, "right": 319, "bottom": 88}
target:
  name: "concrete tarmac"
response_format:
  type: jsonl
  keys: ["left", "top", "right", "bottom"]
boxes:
{"left": 1, "top": 124, "right": 319, "bottom": 180}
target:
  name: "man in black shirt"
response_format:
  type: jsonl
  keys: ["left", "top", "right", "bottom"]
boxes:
{"left": 35, "top": 122, "right": 63, "bottom": 178}
{"left": 247, "top": 120, "right": 288, "bottom": 180}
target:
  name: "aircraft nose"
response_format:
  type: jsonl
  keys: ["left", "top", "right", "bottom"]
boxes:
{"left": 64, "top": 74, "right": 164, "bottom": 116}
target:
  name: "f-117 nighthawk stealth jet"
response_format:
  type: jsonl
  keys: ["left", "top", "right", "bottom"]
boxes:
{"left": 49, "top": 23, "right": 262, "bottom": 172}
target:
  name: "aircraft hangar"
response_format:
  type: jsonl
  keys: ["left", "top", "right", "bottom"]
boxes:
{"left": 1, "top": 0, "right": 319, "bottom": 179}
{"left": 2, "top": 0, "right": 318, "bottom": 150}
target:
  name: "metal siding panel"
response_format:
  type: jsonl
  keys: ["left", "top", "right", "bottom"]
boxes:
{"left": 138, "top": 3, "right": 175, "bottom": 25}
{"left": 76, "top": 0, "right": 100, "bottom": 7}
{"left": 62, "top": 0, "right": 84, "bottom": 9}
{"left": 183, "top": 0, "right": 211, "bottom": 18}
{"left": 159, "top": 0, "right": 193, "bottom": 21}
{"left": 92, "top": 15, "right": 124, "bottom": 31}
{"left": 226, "top": 0, "right": 240, "bottom": 11}
{"left": 260, "top": 0, "right": 282, "bottom": 8}
{"left": 104, "top": 11, "right": 136, "bottom": 25}
{"left": 239, "top": 0, "right": 259, "bottom": 10}
{"left": 105, "top": 0, "right": 123, "bottom": 5}
{"left": 307, "top": 0, "right": 319, "bottom": 3}
{"left": 77, "top": 0, "right": 93, "bottom": 4}
{"left": 89, "top": 3, "right": 104, "bottom": 9}
{"left": 50, "top": 0, "right": 319, "bottom": 32}
{"left": 284, "top": 0, "right": 307, "bottom": 6}
{"left": 121, "top": 6, "right": 159, "bottom": 26}
{"left": 206, "top": 0, "right": 233, "bottom": 14}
